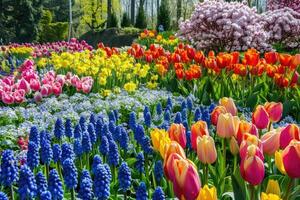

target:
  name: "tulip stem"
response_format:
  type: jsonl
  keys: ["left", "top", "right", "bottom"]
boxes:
{"left": 10, "top": 185, "right": 14, "bottom": 200}
{"left": 249, "top": 185, "right": 256, "bottom": 200}
{"left": 204, "top": 164, "right": 208, "bottom": 185}
{"left": 71, "top": 188, "right": 75, "bottom": 200}
{"left": 233, "top": 155, "right": 237, "bottom": 171}
{"left": 284, "top": 178, "right": 294, "bottom": 200}
{"left": 267, "top": 122, "right": 272, "bottom": 132}
{"left": 222, "top": 138, "right": 227, "bottom": 170}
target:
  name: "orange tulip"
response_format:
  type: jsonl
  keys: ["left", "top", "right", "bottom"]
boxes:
{"left": 168, "top": 123, "right": 187, "bottom": 148}
{"left": 244, "top": 49, "right": 259, "bottom": 66}
{"left": 216, "top": 113, "right": 240, "bottom": 138}
{"left": 219, "top": 97, "right": 237, "bottom": 116}
{"left": 196, "top": 135, "right": 217, "bottom": 164}
{"left": 264, "top": 52, "right": 278, "bottom": 65}
{"left": 282, "top": 140, "right": 300, "bottom": 178}
{"left": 264, "top": 102, "right": 283, "bottom": 123}
{"left": 279, "top": 53, "right": 292, "bottom": 66}
{"left": 191, "top": 120, "right": 209, "bottom": 150}
{"left": 261, "top": 128, "right": 282, "bottom": 155}
{"left": 279, "top": 124, "right": 300, "bottom": 149}
{"left": 252, "top": 105, "right": 270, "bottom": 130}
{"left": 210, "top": 105, "right": 227, "bottom": 126}
{"left": 164, "top": 153, "right": 184, "bottom": 181}
{"left": 290, "top": 54, "right": 300, "bottom": 70}
{"left": 164, "top": 141, "right": 186, "bottom": 161}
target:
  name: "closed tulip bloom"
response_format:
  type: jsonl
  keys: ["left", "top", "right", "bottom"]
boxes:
{"left": 264, "top": 52, "right": 278, "bottom": 65}
{"left": 196, "top": 135, "right": 217, "bottom": 164}
{"left": 261, "top": 128, "right": 281, "bottom": 155}
{"left": 216, "top": 113, "right": 240, "bottom": 138}
{"left": 164, "top": 153, "right": 184, "bottom": 181}
{"left": 236, "top": 121, "right": 258, "bottom": 145}
{"left": 196, "top": 185, "right": 217, "bottom": 200}
{"left": 279, "top": 124, "right": 300, "bottom": 149}
{"left": 282, "top": 140, "right": 300, "bottom": 178}
{"left": 275, "top": 150, "right": 286, "bottom": 175}
{"left": 261, "top": 193, "right": 281, "bottom": 200}
{"left": 290, "top": 54, "right": 300, "bottom": 70}
{"left": 159, "top": 137, "right": 171, "bottom": 158}
{"left": 266, "top": 179, "right": 281, "bottom": 196}
{"left": 191, "top": 121, "right": 209, "bottom": 150}
{"left": 172, "top": 159, "right": 201, "bottom": 200}
{"left": 150, "top": 129, "right": 169, "bottom": 151}
{"left": 210, "top": 106, "right": 227, "bottom": 126}
{"left": 240, "top": 145, "right": 265, "bottom": 185}
{"left": 163, "top": 141, "right": 186, "bottom": 161}
{"left": 264, "top": 102, "right": 283, "bottom": 123}
{"left": 252, "top": 105, "right": 270, "bottom": 129}
{"left": 230, "top": 137, "right": 239, "bottom": 155}
{"left": 168, "top": 124, "right": 187, "bottom": 148}
{"left": 219, "top": 97, "right": 237, "bottom": 116}
{"left": 240, "top": 134, "right": 264, "bottom": 160}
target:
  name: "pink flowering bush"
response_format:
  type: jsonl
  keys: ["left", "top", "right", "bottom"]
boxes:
{"left": 267, "top": 0, "right": 300, "bottom": 13}
{"left": 0, "top": 60, "right": 93, "bottom": 105}
{"left": 178, "top": 0, "right": 271, "bottom": 52}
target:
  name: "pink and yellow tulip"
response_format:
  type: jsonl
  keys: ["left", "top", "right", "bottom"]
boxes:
{"left": 252, "top": 105, "right": 270, "bottom": 130}
{"left": 219, "top": 97, "right": 237, "bottom": 116}
{"left": 210, "top": 105, "right": 227, "bottom": 126}
{"left": 196, "top": 135, "right": 217, "bottom": 164}
{"left": 279, "top": 124, "right": 300, "bottom": 149}
{"left": 264, "top": 102, "right": 283, "bottom": 123}
{"left": 282, "top": 139, "right": 300, "bottom": 178}
{"left": 216, "top": 113, "right": 239, "bottom": 138}
{"left": 261, "top": 128, "right": 282, "bottom": 155}
{"left": 169, "top": 123, "right": 187, "bottom": 148}
{"left": 191, "top": 120, "right": 209, "bottom": 150}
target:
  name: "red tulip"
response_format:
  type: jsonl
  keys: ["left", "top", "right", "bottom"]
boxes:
{"left": 191, "top": 120, "right": 209, "bottom": 150}
{"left": 264, "top": 102, "right": 283, "bottom": 123}
{"left": 279, "top": 124, "right": 300, "bottom": 149}
{"left": 282, "top": 140, "right": 300, "bottom": 178}
{"left": 279, "top": 53, "right": 292, "bottom": 66}
{"left": 252, "top": 105, "right": 270, "bottom": 129}
{"left": 264, "top": 52, "right": 278, "bottom": 64}
{"left": 290, "top": 54, "right": 300, "bottom": 70}
{"left": 168, "top": 123, "right": 187, "bottom": 149}
{"left": 210, "top": 106, "right": 227, "bottom": 126}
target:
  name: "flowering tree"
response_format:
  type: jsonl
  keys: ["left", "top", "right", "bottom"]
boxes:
{"left": 267, "top": 0, "right": 300, "bottom": 13}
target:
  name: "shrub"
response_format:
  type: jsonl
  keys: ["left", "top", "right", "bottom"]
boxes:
{"left": 108, "top": 12, "right": 119, "bottom": 28}
{"left": 135, "top": 7, "right": 147, "bottom": 29}
{"left": 267, "top": 0, "right": 300, "bottom": 13}
{"left": 121, "top": 13, "right": 131, "bottom": 27}
{"left": 178, "top": 0, "right": 270, "bottom": 52}
{"left": 157, "top": 0, "right": 171, "bottom": 31}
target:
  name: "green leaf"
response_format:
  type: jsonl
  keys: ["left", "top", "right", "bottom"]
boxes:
{"left": 231, "top": 169, "right": 247, "bottom": 200}
{"left": 246, "top": 93, "right": 259, "bottom": 110}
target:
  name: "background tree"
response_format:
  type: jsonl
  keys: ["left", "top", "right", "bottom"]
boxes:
{"left": 121, "top": 13, "right": 131, "bottom": 27}
{"left": 135, "top": 0, "right": 147, "bottom": 28}
{"left": 157, "top": 0, "right": 170, "bottom": 30}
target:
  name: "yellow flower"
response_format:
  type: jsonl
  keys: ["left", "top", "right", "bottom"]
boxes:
{"left": 232, "top": 74, "right": 239, "bottom": 81}
{"left": 156, "top": 35, "right": 163, "bottom": 41}
{"left": 275, "top": 151, "right": 286, "bottom": 175}
{"left": 99, "top": 77, "right": 107, "bottom": 86}
{"left": 102, "top": 90, "right": 111, "bottom": 97}
{"left": 113, "top": 87, "right": 121, "bottom": 94}
{"left": 149, "top": 32, "right": 155, "bottom": 38}
{"left": 150, "top": 129, "right": 169, "bottom": 150}
{"left": 196, "top": 185, "right": 217, "bottom": 200}
{"left": 261, "top": 193, "right": 281, "bottom": 200}
{"left": 147, "top": 81, "right": 158, "bottom": 89}
{"left": 151, "top": 75, "right": 159, "bottom": 81}
{"left": 159, "top": 137, "right": 172, "bottom": 158}
{"left": 37, "top": 58, "right": 47, "bottom": 68}
{"left": 124, "top": 82, "right": 137, "bottom": 93}
{"left": 266, "top": 180, "right": 281, "bottom": 196}
{"left": 140, "top": 32, "right": 146, "bottom": 39}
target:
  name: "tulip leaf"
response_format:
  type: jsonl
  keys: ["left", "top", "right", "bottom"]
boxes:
{"left": 231, "top": 169, "right": 247, "bottom": 200}
{"left": 246, "top": 93, "right": 259, "bottom": 110}
{"left": 222, "top": 192, "right": 235, "bottom": 200}
{"left": 290, "top": 185, "right": 300, "bottom": 200}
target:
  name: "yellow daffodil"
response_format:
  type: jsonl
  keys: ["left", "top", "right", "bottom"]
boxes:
{"left": 102, "top": 89, "right": 111, "bottom": 97}
{"left": 124, "top": 81, "right": 137, "bottom": 93}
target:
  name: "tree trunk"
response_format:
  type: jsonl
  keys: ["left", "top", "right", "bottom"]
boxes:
{"left": 131, "top": 0, "right": 135, "bottom": 24}
{"left": 107, "top": 0, "right": 112, "bottom": 27}
{"left": 157, "top": 0, "right": 159, "bottom": 16}
{"left": 176, "top": 0, "right": 182, "bottom": 25}
{"left": 151, "top": 0, "right": 154, "bottom": 27}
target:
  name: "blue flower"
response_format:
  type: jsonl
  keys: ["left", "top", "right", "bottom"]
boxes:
{"left": 78, "top": 170, "right": 93, "bottom": 200}
{"left": 99, "top": 136, "right": 109, "bottom": 157}
{"left": 93, "top": 164, "right": 110, "bottom": 200}
{"left": 74, "top": 124, "right": 82, "bottom": 139}
{"left": 118, "top": 162, "right": 132, "bottom": 192}
{"left": 35, "top": 171, "right": 47, "bottom": 196}
{"left": 174, "top": 112, "right": 182, "bottom": 123}
{"left": 82, "top": 131, "right": 92, "bottom": 153}
{"left": 40, "top": 191, "right": 52, "bottom": 200}
{"left": 183, "top": 120, "right": 189, "bottom": 131}
{"left": 52, "top": 144, "right": 61, "bottom": 163}
{"left": 187, "top": 97, "right": 193, "bottom": 111}
{"left": 141, "top": 136, "right": 153, "bottom": 155}
{"left": 92, "top": 155, "right": 102, "bottom": 174}
{"left": 103, "top": 164, "right": 112, "bottom": 182}
{"left": 109, "top": 121, "right": 116, "bottom": 135}
{"left": 135, "top": 152, "right": 144, "bottom": 174}
{"left": 186, "top": 131, "right": 191, "bottom": 149}
{"left": 194, "top": 107, "right": 201, "bottom": 122}
{"left": 144, "top": 112, "right": 151, "bottom": 127}
{"left": 108, "top": 111, "right": 116, "bottom": 123}
{"left": 18, "top": 165, "right": 37, "bottom": 200}
{"left": 164, "top": 110, "right": 171, "bottom": 122}
{"left": 154, "top": 160, "right": 164, "bottom": 183}
{"left": 89, "top": 113, "right": 96, "bottom": 126}
{"left": 79, "top": 116, "right": 86, "bottom": 132}
{"left": 29, "top": 126, "right": 40, "bottom": 147}
{"left": 54, "top": 118, "right": 64, "bottom": 140}
{"left": 108, "top": 140, "right": 119, "bottom": 167}
{"left": 88, "top": 123, "right": 96, "bottom": 144}
{"left": 61, "top": 143, "right": 75, "bottom": 163}
{"left": 167, "top": 97, "right": 173, "bottom": 109}
{"left": 156, "top": 102, "right": 162, "bottom": 116}
{"left": 0, "top": 150, "right": 18, "bottom": 186}
{"left": 40, "top": 130, "right": 51, "bottom": 144}
{"left": 134, "top": 124, "right": 145, "bottom": 144}
{"left": 62, "top": 158, "right": 78, "bottom": 189}
{"left": 113, "top": 125, "right": 121, "bottom": 142}
{"left": 27, "top": 141, "right": 40, "bottom": 170}
{"left": 119, "top": 128, "right": 129, "bottom": 151}
{"left": 113, "top": 110, "right": 119, "bottom": 121}
{"left": 40, "top": 138, "right": 53, "bottom": 165}
{"left": 209, "top": 103, "right": 216, "bottom": 113}
{"left": 181, "top": 109, "right": 187, "bottom": 122}
{"left": 152, "top": 187, "right": 165, "bottom": 200}
{"left": 144, "top": 106, "right": 150, "bottom": 117}
{"left": 65, "top": 118, "right": 73, "bottom": 138}
{"left": 181, "top": 100, "right": 187, "bottom": 110}
{"left": 0, "top": 192, "right": 8, "bottom": 200}
{"left": 136, "top": 182, "right": 148, "bottom": 200}
{"left": 101, "top": 123, "right": 109, "bottom": 138}
{"left": 74, "top": 138, "right": 83, "bottom": 157}
{"left": 129, "top": 111, "right": 137, "bottom": 131}
{"left": 95, "top": 118, "right": 103, "bottom": 138}
{"left": 48, "top": 169, "right": 63, "bottom": 200}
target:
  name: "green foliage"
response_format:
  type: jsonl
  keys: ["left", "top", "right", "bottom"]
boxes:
{"left": 108, "top": 12, "right": 118, "bottom": 28}
{"left": 135, "top": 7, "right": 147, "bottom": 29}
{"left": 157, "top": 0, "right": 171, "bottom": 31}
{"left": 43, "top": 0, "right": 75, "bottom": 22}
{"left": 122, "top": 27, "right": 140, "bottom": 35}
{"left": 121, "top": 13, "right": 131, "bottom": 27}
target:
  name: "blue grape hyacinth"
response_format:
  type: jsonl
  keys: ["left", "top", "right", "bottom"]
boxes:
{"left": 174, "top": 112, "right": 182, "bottom": 123}
{"left": 65, "top": 118, "right": 73, "bottom": 138}
{"left": 40, "top": 191, "right": 52, "bottom": 200}
{"left": 154, "top": 160, "right": 164, "bottom": 183}
{"left": 0, "top": 192, "right": 8, "bottom": 200}
{"left": 167, "top": 97, "right": 173, "bottom": 108}
{"left": 108, "top": 111, "right": 116, "bottom": 123}
{"left": 89, "top": 113, "right": 96, "bottom": 126}
{"left": 61, "top": 142, "right": 75, "bottom": 163}
{"left": 187, "top": 97, "right": 193, "bottom": 111}
{"left": 118, "top": 162, "right": 132, "bottom": 192}
{"left": 135, "top": 152, "right": 145, "bottom": 174}
{"left": 27, "top": 141, "right": 40, "bottom": 170}
{"left": 48, "top": 169, "right": 63, "bottom": 200}
{"left": 82, "top": 131, "right": 92, "bottom": 153}
{"left": 99, "top": 135, "right": 109, "bottom": 157}
{"left": 88, "top": 123, "right": 97, "bottom": 144}
{"left": 156, "top": 102, "right": 162, "bottom": 116}
{"left": 164, "top": 110, "right": 171, "bottom": 122}
{"left": 145, "top": 112, "right": 152, "bottom": 127}
{"left": 52, "top": 144, "right": 61, "bottom": 163}
{"left": 36, "top": 171, "right": 48, "bottom": 196}
{"left": 129, "top": 111, "right": 137, "bottom": 131}
{"left": 119, "top": 128, "right": 129, "bottom": 151}
{"left": 79, "top": 116, "right": 86, "bottom": 131}
{"left": 41, "top": 137, "right": 53, "bottom": 165}
{"left": 29, "top": 126, "right": 40, "bottom": 147}
{"left": 74, "top": 124, "right": 82, "bottom": 139}
{"left": 103, "top": 164, "right": 112, "bottom": 182}
{"left": 194, "top": 107, "right": 201, "bottom": 122}
{"left": 108, "top": 140, "right": 119, "bottom": 166}
{"left": 95, "top": 119, "right": 103, "bottom": 138}
{"left": 152, "top": 187, "right": 166, "bottom": 200}
{"left": 93, "top": 164, "right": 110, "bottom": 200}
{"left": 54, "top": 118, "right": 64, "bottom": 140}
{"left": 78, "top": 170, "right": 93, "bottom": 200}
{"left": 62, "top": 158, "right": 78, "bottom": 189}
{"left": 18, "top": 165, "right": 37, "bottom": 200}
{"left": 74, "top": 138, "right": 83, "bottom": 157}
{"left": 0, "top": 150, "right": 18, "bottom": 186}
{"left": 109, "top": 121, "right": 116, "bottom": 135}
{"left": 141, "top": 136, "right": 153, "bottom": 155}
{"left": 136, "top": 182, "right": 148, "bottom": 200}
{"left": 92, "top": 155, "right": 103, "bottom": 174}
{"left": 134, "top": 124, "right": 145, "bottom": 144}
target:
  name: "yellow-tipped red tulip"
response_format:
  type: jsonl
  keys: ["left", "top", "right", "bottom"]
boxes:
{"left": 168, "top": 123, "right": 187, "bottom": 149}
{"left": 164, "top": 141, "right": 186, "bottom": 161}
{"left": 264, "top": 102, "right": 283, "bottom": 123}
{"left": 172, "top": 158, "right": 201, "bottom": 200}
{"left": 196, "top": 135, "right": 217, "bottom": 164}
{"left": 240, "top": 134, "right": 264, "bottom": 160}
{"left": 279, "top": 124, "right": 300, "bottom": 149}
{"left": 261, "top": 128, "right": 281, "bottom": 155}
{"left": 196, "top": 185, "right": 217, "bottom": 200}
{"left": 230, "top": 136, "right": 239, "bottom": 155}
{"left": 252, "top": 105, "right": 270, "bottom": 130}
{"left": 290, "top": 54, "right": 300, "bottom": 69}
{"left": 164, "top": 153, "right": 184, "bottom": 181}
{"left": 282, "top": 140, "right": 300, "bottom": 178}
{"left": 240, "top": 145, "right": 265, "bottom": 185}
{"left": 191, "top": 120, "right": 209, "bottom": 150}
{"left": 236, "top": 120, "right": 258, "bottom": 144}
{"left": 210, "top": 105, "right": 227, "bottom": 126}
{"left": 275, "top": 150, "right": 286, "bottom": 175}
{"left": 216, "top": 113, "right": 240, "bottom": 138}
{"left": 264, "top": 52, "right": 278, "bottom": 65}
{"left": 219, "top": 97, "right": 237, "bottom": 116}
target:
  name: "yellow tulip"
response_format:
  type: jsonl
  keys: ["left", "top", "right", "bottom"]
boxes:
{"left": 261, "top": 193, "right": 281, "bottom": 200}
{"left": 124, "top": 82, "right": 137, "bottom": 92}
{"left": 275, "top": 150, "right": 286, "bottom": 175}
{"left": 266, "top": 179, "right": 281, "bottom": 196}
{"left": 196, "top": 185, "right": 217, "bottom": 200}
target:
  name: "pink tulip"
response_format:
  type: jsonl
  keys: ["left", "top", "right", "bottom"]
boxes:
{"left": 219, "top": 97, "right": 238, "bottom": 116}
{"left": 56, "top": 75, "right": 65, "bottom": 86}
{"left": 82, "top": 81, "right": 92, "bottom": 94}
{"left": 240, "top": 134, "right": 264, "bottom": 160}
{"left": 261, "top": 128, "right": 281, "bottom": 155}
{"left": 252, "top": 105, "right": 270, "bottom": 129}
{"left": 30, "top": 79, "right": 41, "bottom": 91}
{"left": 2, "top": 76, "right": 14, "bottom": 86}
{"left": 282, "top": 140, "right": 300, "bottom": 178}
{"left": 13, "top": 89, "right": 25, "bottom": 103}
{"left": 2, "top": 92, "right": 14, "bottom": 104}
{"left": 18, "top": 78, "right": 30, "bottom": 93}
{"left": 71, "top": 75, "right": 80, "bottom": 86}
{"left": 264, "top": 102, "right": 283, "bottom": 123}
{"left": 52, "top": 82, "right": 62, "bottom": 96}
{"left": 168, "top": 124, "right": 187, "bottom": 149}
{"left": 280, "top": 124, "right": 300, "bottom": 149}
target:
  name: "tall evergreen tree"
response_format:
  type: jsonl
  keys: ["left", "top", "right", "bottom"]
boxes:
{"left": 157, "top": 0, "right": 170, "bottom": 31}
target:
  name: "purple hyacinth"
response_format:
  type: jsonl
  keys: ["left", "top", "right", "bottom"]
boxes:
{"left": 62, "top": 158, "right": 78, "bottom": 189}
{"left": 48, "top": 169, "right": 63, "bottom": 200}
{"left": 18, "top": 165, "right": 37, "bottom": 200}
{"left": 0, "top": 150, "right": 18, "bottom": 186}
{"left": 27, "top": 141, "right": 40, "bottom": 170}
{"left": 118, "top": 162, "right": 132, "bottom": 192}
{"left": 52, "top": 144, "right": 61, "bottom": 163}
